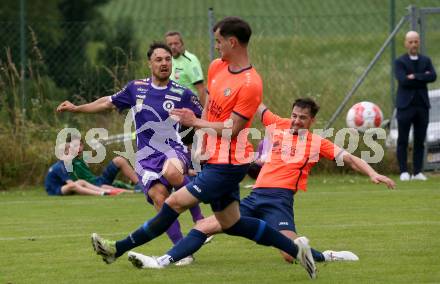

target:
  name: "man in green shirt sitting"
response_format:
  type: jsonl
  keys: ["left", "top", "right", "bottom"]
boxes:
{"left": 69, "top": 136, "right": 142, "bottom": 191}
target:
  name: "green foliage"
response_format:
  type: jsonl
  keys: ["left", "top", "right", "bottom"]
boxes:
{"left": 2, "top": 0, "right": 440, "bottom": 187}
{"left": 0, "top": 175, "right": 439, "bottom": 283}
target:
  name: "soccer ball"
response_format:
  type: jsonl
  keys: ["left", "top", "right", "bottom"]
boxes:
{"left": 346, "top": 101, "right": 383, "bottom": 132}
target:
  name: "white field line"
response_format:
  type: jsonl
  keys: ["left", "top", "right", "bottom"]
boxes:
{"left": 2, "top": 189, "right": 434, "bottom": 206}
{"left": 1, "top": 221, "right": 439, "bottom": 241}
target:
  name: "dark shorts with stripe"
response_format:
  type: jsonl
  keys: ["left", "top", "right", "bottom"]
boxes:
{"left": 240, "top": 188, "right": 296, "bottom": 232}
{"left": 186, "top": 164, "right": 249, "bottom": 212}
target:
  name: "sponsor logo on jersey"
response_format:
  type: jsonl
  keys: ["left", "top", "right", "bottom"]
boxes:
{"left": 170, "top": 87, "right": 184, "bottom": 95}
{"left": 191, "top": 95, "right": 203, "bottom": 111}
{"left": 137, "top": 87, "right": 148, "bottom": 93}
{"left": 208, "top": 100, "right": 223, "bottom": 118}
{"left": 163, "top": 100, "right": 175, "bottom": 111}
{"left": 134, "top": 80, "right": 149, "bottom": 85}
{"left": 278, "top": 221, "right": 289, "bottom": 226}
{"left": 113, "top": 86, "right": 128, "bottom": 97}
{"left": 165, "top": 94, "right": 182, "bottom": 102}
{"left": 224, "top": 87, "right": 231, "bottom": 97}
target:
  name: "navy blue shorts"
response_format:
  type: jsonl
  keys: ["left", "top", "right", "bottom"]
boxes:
{"left": 94, "top": 161, "right": 119, "bottom": 186}
{"left": 240, "top": 188, "right": 296, "bottom": 232}
{"left": 186, "top": 164, "right": 249, "bottom": 212}
{"left": 46, "top": 186, "right": 63, "bottom": 196}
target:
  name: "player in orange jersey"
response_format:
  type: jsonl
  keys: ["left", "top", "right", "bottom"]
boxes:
{"left": 90, "top": 17, "right": 317, "bottom": 279}
{"left": 126, "top": 97, "right": 395, "bottom": 268}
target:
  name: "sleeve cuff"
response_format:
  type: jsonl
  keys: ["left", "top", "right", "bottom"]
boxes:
{"left": 232, "top": 111, "right": 250, "bottom": 121}
{"left": 261, "top": 108, "right": 269, "bottom": 122}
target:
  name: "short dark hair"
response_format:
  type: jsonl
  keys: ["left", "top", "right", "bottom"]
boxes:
{"left": 67, "top": 134, "right": 81, "bottom": 143}
{"left": 213, "top": 16, "right": 252, "bottom": 45}
{"left": 147, "top": 42, "right": 172, "bottom": 59}
{"left": 292, "top": 98, "right": 320, "bottom": 118}
{"left": 165, "top": 31, "right": 182, "bottom": 38}
{"left": 165, "top": 31, "right": 184, "bottom": 45}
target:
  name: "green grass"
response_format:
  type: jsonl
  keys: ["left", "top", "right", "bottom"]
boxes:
{"left": 1, "top": 174, "right": 439, "bottom": 283}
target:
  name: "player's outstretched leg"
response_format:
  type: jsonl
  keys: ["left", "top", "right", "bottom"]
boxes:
{"left": 222, "top": 216, "right": 317, "bottom": 279}
{"left": 91, "top": 203, "right": 181, "bottom": 263}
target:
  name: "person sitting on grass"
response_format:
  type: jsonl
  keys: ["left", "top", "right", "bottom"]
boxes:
{"left": 44, "top": 143, "right": 131, "bottom": 196}
{"left": 68, "top": 135, "right": 142, "bottom": 191}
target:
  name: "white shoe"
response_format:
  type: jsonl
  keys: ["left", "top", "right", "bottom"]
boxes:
{"left": 293, "top": 237, "right": 317, "bottom": 279}
{"left": 174, "top": 255, "right": 194, "bottom": 266}
{"left": 127, "top": 251, "right": 164, "bottom": 269}
{"left": 322, "top": 250, "right": 359, "bottom": 261}
{"left": 400, "top": 172, "right": 410, "bottom": 181}
{"left": 411, "top": 173, "right": 428, "bottom": 181}
{"left": 204, "top": 235, "right": 214, "bottom": 244}
{"left": 91, "top": 233, "right": 117, "bottom": 264}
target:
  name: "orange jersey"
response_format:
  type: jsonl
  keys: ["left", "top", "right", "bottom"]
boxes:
{"left": 254, "top": 109, "right": 344, "bottom": 192}
{"left": 205, "top": 59, "right": 263, "bottom": 164}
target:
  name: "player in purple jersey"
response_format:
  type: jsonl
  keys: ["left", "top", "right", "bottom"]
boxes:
{"left": 57, "top": 42, "right": 206, "bottom": 264}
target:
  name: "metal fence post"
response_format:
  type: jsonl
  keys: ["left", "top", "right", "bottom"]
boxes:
{"left": 208, "top": 7, "right": 215, "bottom": 62}
{"left": 390, "top": 0, "right": 396, "bottom": 107}
{"left": 419, "top": 9, "right": 426, "bottom": 55}
{"left": 408, "top": 5, "right": 418, "bottom": 31}
{"left": 324, "top": 15, "right": 409, "bottom": 130}
{"left": 20, "top": 0, "right": 26, "bottom": 120}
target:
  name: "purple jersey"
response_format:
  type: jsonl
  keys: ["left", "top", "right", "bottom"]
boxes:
{"left": 110, "top": 78, "right": 203, "bottom": 162}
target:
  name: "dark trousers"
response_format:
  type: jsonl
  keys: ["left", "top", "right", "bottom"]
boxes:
{"left": 396, "top": 106, "right": 429, "bottom": 174}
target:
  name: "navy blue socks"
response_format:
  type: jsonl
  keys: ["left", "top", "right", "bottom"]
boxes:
{"left": 115, "top": 203, "right": 179, "bottom": 257}
{"left": 167, "top": 229, "right": 208, "bottom": 262}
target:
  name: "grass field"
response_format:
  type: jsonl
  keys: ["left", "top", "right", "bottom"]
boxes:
{"left": 1, "top": 174, "right": 439, "bottom": 283}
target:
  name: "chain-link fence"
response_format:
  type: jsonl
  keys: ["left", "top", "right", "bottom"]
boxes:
{"left": 1, "top": 0, "right": 440, "bottom": 186}
{"left": 2, "top": 1, "right": 439, "bottom": 126}
{"left": 419, "top": 8, "right": 440, "bottom": 170}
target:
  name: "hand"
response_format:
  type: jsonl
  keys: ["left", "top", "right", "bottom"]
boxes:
{"left": 188, "top": 169, "right": 197, "bottom": 176}
{"left": 170, "top": 108, "right": 197, "bottom": 127}
{"left": 370, "top": 174, "right": 395, "bottom": 189}
{"left": 407, "top": 74, "right": 415, "bottom": 80}
{"left": 57, "top": 101, "right": 77, "bottom": 113}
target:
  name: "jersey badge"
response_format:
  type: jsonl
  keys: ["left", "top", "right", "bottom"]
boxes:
{"left": 163, "top": 100, "right": 175, "bottom": 112}
{"left": 224, "top": 87, "right": 231, "bottom": 97}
